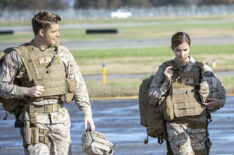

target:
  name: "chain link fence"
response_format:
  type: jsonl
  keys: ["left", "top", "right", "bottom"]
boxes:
{"left": 0, "top": 4, "right": 234, "bottom": 21}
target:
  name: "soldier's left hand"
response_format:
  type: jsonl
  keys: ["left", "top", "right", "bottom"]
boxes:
{"left": 202, "top": 98, "right": 220, "bottom": 110}
{"left": 84, "top": 116, "right": 95, "bottom": 131}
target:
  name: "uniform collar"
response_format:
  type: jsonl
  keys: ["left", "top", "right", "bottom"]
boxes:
{"left": 28, "top": 40, "right": 59, "bottom": 53}
{"left": 173, "top": 56, "right": 196, "bottom": 72}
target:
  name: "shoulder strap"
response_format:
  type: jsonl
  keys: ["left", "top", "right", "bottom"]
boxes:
{"left": 14, "top": 46, "right": 40, "bottom": 83}
{"left": 0, "top": 47, "right": 15, "bottom": 62}
{"left": 194, "top": 61, "right": 204, "bottom": 69}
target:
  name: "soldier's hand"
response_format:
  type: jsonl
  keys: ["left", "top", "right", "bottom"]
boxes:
{"left": 202, "top": 98, "right": 220, "bottom": 110}
{"left": 164, "top": 66, "right": 173, "bottom": 82}
{"left": 84, "top": 116, "right": 95, "bottom": 131}
{"left": 24, "top": 85, "right": 44, "bottom": 97}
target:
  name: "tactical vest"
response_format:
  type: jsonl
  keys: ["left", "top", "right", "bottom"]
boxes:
{"left": 162, "top": 60, "right": 206, "bottom": 120}
{"left": 17, "top": 45, "right": 66, "bottom": 96}
{"left": 0, "top": 44, "right": 76, "bottom": 124}
{"left": 15, "top": 45, "right": 76, "bottom": 102}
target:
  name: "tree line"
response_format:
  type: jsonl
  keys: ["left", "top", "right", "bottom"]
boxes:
{"left": 74, "top": 0, "right": 234, "bottom": 8}
{"left": 1, "top": 0, "right": 234, "bottom": 10}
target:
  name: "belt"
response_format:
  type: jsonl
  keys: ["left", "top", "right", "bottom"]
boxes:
{"left": 26, "top": 103, "right": 64, "bottom": 113}
{"left": 24, "top": 96, "right": 60, "bottom": 102}
{"left": 172, "top": 119, "right": 207, "bottom": 129}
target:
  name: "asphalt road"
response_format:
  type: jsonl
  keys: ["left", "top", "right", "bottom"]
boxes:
{"left": 0, "top": 96, "right": 234, "bottom": 155}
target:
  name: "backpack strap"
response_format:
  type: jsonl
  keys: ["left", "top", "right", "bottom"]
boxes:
{"left": 14, "top": 46, "right": 40, "bottom": 83}
{"left": 159, "top": 60, "right": 177, "bottom": 71}
{"left": 194, "top": 61, "right": 205, "bottom": 71}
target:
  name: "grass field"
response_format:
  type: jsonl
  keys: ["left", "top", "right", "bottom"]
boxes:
{"left": 72, "top": 45, "right": 234, "bottom": 97}
{"left": 0, "top": 14, "right": 233, "bottom": 26}
{"left": 1, "top": 15, "right": 233, "bottom": 97}
{"left": 86, "top": 75, "right": 234, "bottom": 98}
{"left": 72, "top": 44, "right": 234, "bottom": 75}
{"left": 1, "top": 15, "right": 234, "bottom": 42}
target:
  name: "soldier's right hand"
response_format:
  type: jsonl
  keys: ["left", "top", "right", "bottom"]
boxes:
{"left": 164, "top": 66, "right": 173, "bottom": 82}
{"left": 24, "top": 85, "right": 44, "bottom": 97}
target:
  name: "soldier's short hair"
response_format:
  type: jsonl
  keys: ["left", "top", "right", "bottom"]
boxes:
{"left": 32, "top": 10, "right": 61, "bottom": 35}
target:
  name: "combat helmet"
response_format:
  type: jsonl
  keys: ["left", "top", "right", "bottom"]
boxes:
{"left": 81, "top": 129, "right": 114, "bottom": 155}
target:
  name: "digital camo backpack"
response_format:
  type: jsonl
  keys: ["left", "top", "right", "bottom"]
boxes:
{"left": 139, "top": 75, "right": 165, "bottom": 144}
{"left": 0, "top": 47, "right": 23, "bottom": 118}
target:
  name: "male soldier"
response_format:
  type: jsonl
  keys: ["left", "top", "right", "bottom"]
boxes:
{"left": 0, "top": 10, "right": 95, "bottom": 154}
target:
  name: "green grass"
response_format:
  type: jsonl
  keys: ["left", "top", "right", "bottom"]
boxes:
{"left": 0, "top": 33, "right": 34, "bottom": 42}
{"left": 81, "top": 45, "right": 234, "bottom": 97}
{"left": 69, "top": 44, "right": 234, "bottom": 75}
{"left": 0, "top": 15, "right": 228, "bottom": 27}
{"left": 61, "top": 15, "right": 226, "bottom": 25}
{"left": 71, "top": 44, "right": 234, "bottom": 59}
{"left": 71, "top": 46, "right": 172, "bottom": 58}
{"left": 86, "top": 79, "right": 141, "bottom": 97}
{"left": 60, "top": 21, "right": 234, "bottom": 40}
{"left": 0, "top": 20, "right": 31, "bottom": 27}
{"left": 86, "top": 76, "right": 234, "bottom": 97}
{"left": 1, "top": 14, "right": 234, "bottom": 43}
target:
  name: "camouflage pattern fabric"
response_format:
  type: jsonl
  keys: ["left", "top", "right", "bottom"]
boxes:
{"left": 148, "top": 56, "right": 225, "bottom": 154}
{"left": 21, "top": 107, "right": 71, "bottom": 155}
{"left": 0, "top": 42, "right": 93, "bottom": 154}
{"left": 149, "top": 56, "right": 226, "bottom": 117}
{"left": 81, "top": 130, "right": 114, "bottom": 155}
{"left": 199, "top": 65, "right": 226, "bottom": 109}
{"left": 166, "top": 120, "right": 207, "bottom": 155}
{"left": 0, "top": 42, "right": 92, "bottom": 116}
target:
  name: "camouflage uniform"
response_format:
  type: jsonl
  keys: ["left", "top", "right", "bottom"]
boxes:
{"left": 148, "top": 57, "right": 225, "bottom": 155}
{"left": 0, "top": 42, "right": 92, "bottom": 155}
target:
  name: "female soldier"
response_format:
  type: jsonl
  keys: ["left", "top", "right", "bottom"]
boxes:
{"left": 148, "top": 32, "right": 226, "bottom": 155}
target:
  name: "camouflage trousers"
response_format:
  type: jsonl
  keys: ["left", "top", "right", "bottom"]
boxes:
{"left": 20, "top": 107, "right": 72, "bottom": 155}
{"left": 166, "top": 121, "right": 209, "bottom": 155}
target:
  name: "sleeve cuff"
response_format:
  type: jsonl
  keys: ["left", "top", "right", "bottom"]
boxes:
{"left": 15, "top": 86, "right": 26, "bottom": 99}
{"left": 160, "top": 81, "right": 169, "bottom": 94}
{"left": 81, "top": 107, "right": 92, "bottom": 118}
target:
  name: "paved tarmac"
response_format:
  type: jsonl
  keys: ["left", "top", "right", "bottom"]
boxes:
{"left": 0, "top": 96, "right": 234, "bottom": 155}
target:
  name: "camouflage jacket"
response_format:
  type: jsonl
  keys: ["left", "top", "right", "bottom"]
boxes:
{"left": 148, "top": 56, "right": 226, "bottom": 111}
{"left": 0, "top": 41, "right": 92, "bottom": 117}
